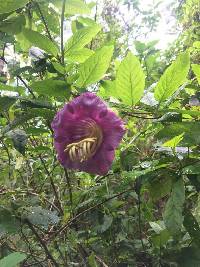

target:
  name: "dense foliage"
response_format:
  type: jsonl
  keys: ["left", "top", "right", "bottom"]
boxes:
{"left": 0, "top": 0, "right": 200, "bottom": 266}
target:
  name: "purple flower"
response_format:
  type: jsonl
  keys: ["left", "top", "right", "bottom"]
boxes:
{"left": 51, "top": 92, "right": 126, "bottom": 175}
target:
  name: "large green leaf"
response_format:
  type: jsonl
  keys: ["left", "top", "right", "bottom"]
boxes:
{"left": 76, "top": 46, "right": 114, "bottom": 87}
{"left": 65, "top": 0, "right": 91, "bottom": 15}
{"left": 31, "top": 79, "right": 69, "bottom": 97}
{"left": 0, "top": 252, "right": 26, "bottom": 267}
{"left": 23, "top": 28, "right": 59, "bottom": 56}
{"left": 65, "top": 26, "right": 101, "bottom": 55}
{"left": 154, "top": 51, "right": 190, "bottom": 102}
{"left": 192, "top": 64, "right": 200, "bottom": 85}
{"left": 156, "top": 122, "right": 200, "bottom": 146}
{"left": 0, "top": 83, "right": 24, "bottom": 93}
{"left": 116, "top": 52, "right": 145, "bottom": 106}
{"left": 0, "top": 0, "right": 29, "bottom": 14}
{"left": 163, "top": 178, "right": 185, "bottom": 235}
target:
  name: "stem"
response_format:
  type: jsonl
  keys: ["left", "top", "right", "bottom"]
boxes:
{"left": 35, "top": 1, "right": 53, "bottom": 41}
{"left": 64, "top": 168, "right": 73, "bottom": 208}
{"left": 137, "top": 190, "right": 145, "bottom": 251}
{"left": 17, "top": 75, "right": 36, "bottom": 98}
{"left": 54, "top": 188, "right": 132, "bottom": 238}
{"left": 25, "top": 219, "right": 59, "bottom": 267}
{"left": 60, "top": 0, "right": 66, "bottom": 65}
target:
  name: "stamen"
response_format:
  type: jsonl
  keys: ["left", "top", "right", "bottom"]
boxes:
{"left": 64, "top": 120, "right": 103, "bottom": 162}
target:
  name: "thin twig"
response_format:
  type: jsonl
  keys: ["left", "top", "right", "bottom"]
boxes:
{"left": 25, "top": 219, "right": 59, "bottom": 267}
{"left": 35, "top": 1, "right": 53, "bottom": 41}
{"left": 64, "top": 168, "right": 73, "bottom": 207}
{"left": 53, "top": 187, "right": 132, "bottom": 238}
{"left": 60, "top": 0, "right": 66, "bottom": 65}
{"left": 17, "top": 75, "right": 36, "bottom": 98}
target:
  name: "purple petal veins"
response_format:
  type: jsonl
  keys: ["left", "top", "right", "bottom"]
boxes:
{"left": 51, "top": 92, "right": 126, "bottom": 175}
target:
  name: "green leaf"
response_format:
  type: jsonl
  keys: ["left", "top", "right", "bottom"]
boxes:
{"left": 88, "top": 252, "right": 98, "bottom": 267}
{"left": 154, "top": 51, "right": 190, "bottom": 102}
{"left": 0, "top": 96, "right": 16, "bottom": 112}
{"left": 192, "top": 64, "right": 200, "bottom": 85}
{"left": 7, "top": 129, "right": 27, "bottom": 155}
{"left": 0, "top": 15, "right": 26, "bottom": 34}
{"left": 177, "top": 247, "right": 200, "bottom": 267}
{"left": 162, "top": 133, "right": 184, "bottom": 148}
{"left": 23, "top": 28, "right": 59, "bottom": 56}
{"left": 67, "top": 48, "right": 94, "bottom": 63}
{"left": 31, "top": 79, "right": 69, "bottom": 97}
{"left": 0, "top": 0, "right": 30, "bottom": 14}
{"left": 116, "top": 52, "right": 145, "bottom": 106}
{"left": 65, "top": 0, "right": 91, "bottom": 15}
{"left": 65, "top": 26, "right": 101, "bottom": 55}
{"left": 183, "top": 210, "right": 200, "bottom": 247}
{"left": 24, "top": 206, "right": 60, "bottom": 229}
{"left": 157, "top": 122, "right": 200, "bottom": 146}
{"left": 51, "top": 62, "right": 65, "bottom": 74}
{"left": 98, "top": 80, "right": 116, "bottom": 98}
{"left": 0, "top": 252, "right": 26, "bottom": 267}
{"left": 163, "top": 178, "right": 185, "bottom": 235}
{"left": 76, "top": 46, "right": 114, "bottom": 87}
{"left": 0, "top": 206, "right": 19, "bottom": 234}
{"left": 0, "top": 83, "right": 24, "bottom": 93}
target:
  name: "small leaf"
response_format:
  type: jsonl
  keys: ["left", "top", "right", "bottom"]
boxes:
{"left": 192, "top": 64, "right": 200, "bottom": 85}
{"left": 0, "top": 96, "right": 16, "bottom": 112}
{"left": 162, "top": 133, "right": 184, "bottom": 148}
{"left": 7, "top": 129, "right": 28, "bottom": 155}
{"left": 0, "top": 0, "right": 30, "bottom": 14}
{"left": 76, "top": 46, "right": 114, "bottom": 87}
{"left": 65, "top": 0, "right": 91, "bottom": 15}
{"left": 0, "top": 15, "right": 26, "bottom": 34}
{"left": 163, "top": 178, "right": 185, "bottom": 235}
{"left": 0, "top": 252, "right": 26, "bottom": 267}
{"left": 0, "top": 206, "right": 19, "bottom": 235}
{"left": 23, "top": 28, "right": 59, "bottom": 56}
{"left": 116, "top": 52, "right": 145, "bottom": 106}
{"left": 154, "top": 51, "right": 190, "bottom": 102}
{"left": 31, "top": 79, "right": 69, "bottom": 97}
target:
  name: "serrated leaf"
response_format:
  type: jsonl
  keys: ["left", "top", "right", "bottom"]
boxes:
{"left": 76, "top": 46, "right": 113, "bottom": 87}
{"left": 163, "top": 178, "right": 185, "bottom": 235}
{"left": 0, "top": 0, "right": 30, "bottom": 14}
{"left": 23, "top": 28, "right": 59, "bottom": 56}
{"left": 31, "top": 79, "right": 69, "bottom": 97}
{"left": 192, "top": 64, "right": 200, "bottom": 85}
{"left": 0, "top": 252, "right": 26, "bottom": 267}
{"left": 154, "top": 51, "right": 190, "bottom": 102}
{"left": 65, "top": 26, "right": 101, "bottom": 55}
{"left": 116, "top": 52, "right": 145, "bottom": 106}
{"left": 65, "top": 0, "right": 91, "bottom": 15}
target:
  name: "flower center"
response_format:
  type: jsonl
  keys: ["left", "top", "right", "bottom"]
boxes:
{"left": 64, "top": 120, "right": 103, "bottom": 162}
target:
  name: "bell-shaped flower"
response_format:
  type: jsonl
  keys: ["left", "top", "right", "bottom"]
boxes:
{"left": 51, "top": 93, "right": 126, "bottom": 175}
